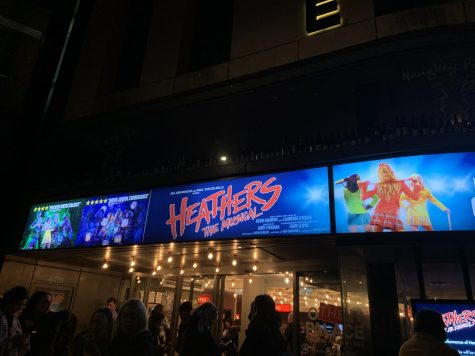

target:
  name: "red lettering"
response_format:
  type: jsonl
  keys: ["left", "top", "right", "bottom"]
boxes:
{"left": 194, "top": 198, "right": 211, "bottom": 232}
{"left": 166, "top": 197, "right": 188, "bottom": 239}
{"left": 185, "top": 202, "right": 200, "bottom": 226}
{"left": 233, "top": 190, "right": 248, "bottom": 214}
{"left": 207, "top": 190, "right": 225, "bottom": 219}
{"left": 260, "top": 177, "right": 282, "bottom": 211}
{"left": 166, "top": 178, "right": 282, "bottom": 238}
{"left": 244, "top": 181, "right": 265, "bottom": 208}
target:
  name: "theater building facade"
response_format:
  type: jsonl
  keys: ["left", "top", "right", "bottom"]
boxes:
{"left": 2, "top": 0, "right": 475, "bottom": 355}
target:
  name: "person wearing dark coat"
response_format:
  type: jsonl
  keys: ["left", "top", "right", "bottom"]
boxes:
{"left": 176, "top": 301, "right": 192, "bottom": 355}
{"left": 239, "top": 295, "right": 286, "bottom": 356}
{"left": 109, "top": 299, "right": 155, "bottom": 356}
{"left": 181, "top": 302, "right": 223, "bottom": 356}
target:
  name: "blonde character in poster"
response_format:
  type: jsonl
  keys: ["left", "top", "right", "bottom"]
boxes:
{"left": 400, "top": 174, "right": 451, "bottom": 231}
{"left": 358, "top": 163, "right": 421, "bottom": 232}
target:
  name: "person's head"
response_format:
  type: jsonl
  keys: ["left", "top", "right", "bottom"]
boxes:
{"left": 155, "top": 303, "right": 164, "bottom": 313}
{"left": 223, "top": 319, "right": 231, "bottom": 329}
{"left": 345, "top": 174, "right": 360, "bottom": 193}
{"left": 378, "top": 163, "right": 398, "bottom": 183}
{"left": 178, "top": 301, "right": 192, "bottom": 322}
{"left": 377, "top": 163, "right": 400, "bottom": 200}
{"left": 26, "top": 291, "right": 52, "bottom": 317}
{"left": 117, "top": 299, "right": 147, "bottom": 337}
{"left": 106, "top": 297, "right": 118, "bottom": 312}
{"left": 251, "top": 294, "right": 278, "bottom": 325}
{"left": 414, "top": 309, "right": 447, "bottom": 342}
{"left": 287, "top": 312, "right": 294, "bottom": 324}
{"left": 0, "top": 286, "right": 28, "bottom": 315}
{"left": 190, "top": 302, "right": 217, "bottom": 334}
{"left": 409, "top": 174, "right": 425, "bottom": 189}
{"left": 148, "top": 309, "right": 165, "bottom": 333}
{"left": 89, "top": 307, "right": 113, "bottom": 340}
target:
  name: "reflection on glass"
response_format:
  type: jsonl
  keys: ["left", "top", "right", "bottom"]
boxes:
{"left": 296, "top": 273, "right": 343, "bottom": 356}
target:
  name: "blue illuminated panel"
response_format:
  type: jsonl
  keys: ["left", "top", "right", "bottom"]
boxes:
{"left": 333, "top": 152, "right": 475, "bottom": 233}
{"left": 144, "top": 167, "right": 330, "bottom": 242}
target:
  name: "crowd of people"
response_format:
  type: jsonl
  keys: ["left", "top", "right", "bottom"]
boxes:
{"left": 0, "top": 286, "right": 459, "bottom": 355}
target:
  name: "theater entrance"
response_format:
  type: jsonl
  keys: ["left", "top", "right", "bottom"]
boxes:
{"left": 9, "top": 237, "right": 347, "bottom": 355}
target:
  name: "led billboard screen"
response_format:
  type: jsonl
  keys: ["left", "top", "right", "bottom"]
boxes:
{"left": 21, "top": 168, "right": 330, "bottom": 249}
{"left": 144, "top": 167, "right": 330, "bottom": 242}
{"left": 333, "top": 152, "right": 475, "bottom": 233}
{"left": 20, "top": 192, "right": 151, "bottom": 249}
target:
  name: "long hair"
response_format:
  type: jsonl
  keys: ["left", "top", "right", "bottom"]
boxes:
{"left": 377, "top": 163, "right": 401, "bottom": 201}
{"left": 115, "top": 299, "right": 147, "bottom": 337}
{"left": 250, "top": 295, "right": 279, "bottom": 327}
{"left": 188, "top": 302, "right": 217, "bottom": 334}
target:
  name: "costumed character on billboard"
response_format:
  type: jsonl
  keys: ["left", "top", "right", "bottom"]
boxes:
{"left": 358, "top": 163, "right": 421, "bottom": 232}
{"left": 335, "top": 174, "right": 378, "bottom": 232}
{"left": 400, "top": 174, "right": 451, "bottom": 231}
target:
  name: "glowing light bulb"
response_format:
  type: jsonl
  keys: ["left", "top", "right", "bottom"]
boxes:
{"left": 215, "top": 267, "right": 220, "bottom": 273}
{"left": 285, "top": 278, "right": 289, "bottom": 284}
{"left": 102, "top": 261, "right": 108, "bottom": 269}
{"left": 249, "top": 278, "right": 253, "bottom": 284}
{"left": 208, "top": 248, "right": 214, "bottom": 259}
{"left": 232, "top": 256, "right": 237, "bottom": 266}
{"left": 156, "top": 265, "right": 162, "bottom": 271}
{"left": 129, "top": 267, "right": 134, "bottom": 273}
{"left": 130, "top": 258, "right": 135, "bottom": 267}
{"left": 252, "top": 263, "right": 257, "bottom": 272}
{"left": 152, "top": 271, "right": 156, "bottom": 276}
{"left": 193, "top": 262, "right": 198, "bottom": 269}
{"left": 232, "top": 281, "right": 235, "bottom": 287}
{"left": 180, "top": 269, "right": 184, "bottom": 275}
{"left": 167, "top": 255, "right": 173, "bottom": 263}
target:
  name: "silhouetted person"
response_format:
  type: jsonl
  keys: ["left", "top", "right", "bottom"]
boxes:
{"left": 0, "top": 286, "right": 29, "bottom": 356}
{"left": 105, "top": 297, "right": 118, "bottom": 321}
{"left": 70, "top": 307, "right": 112, "bottom": 356}
{"left": 109, "top": 299, "right": 155, "bottom": 356}
{"left": 176, "top": 301, "right": 192, "bottom": 355}
{"left": 22, "top": 291, "right": 77, "bottom": 356}
{"left": 399, "top": 309, "right": 460, "bottom": 356}
{"left": 182, "top": 302, "right": 223, "bottom": 356}
{"left": 148, "top": 309, "right": 168, "bottom": 356}
{"left": 239, "top": 295, "right": 285, "bottom": 356}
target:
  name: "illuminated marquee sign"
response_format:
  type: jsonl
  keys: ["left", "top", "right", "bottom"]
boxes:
{"left": 333, "top": 152, "right": 475, "bottom": 233}
{"left": 306, "top": 0, "right": 342, "bottom": 33}
{"left": 21, "top": 167, "right": 330, "bottom": 249}
{"left": 144, "top": 167, "right": 330, "bottom": 242}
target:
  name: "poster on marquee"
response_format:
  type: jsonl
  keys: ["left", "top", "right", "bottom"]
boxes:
{"left": 333, "top": 152, "right": 475, "bottom": 233}
{"left": 20, "top": 191, "right": 151, "bottom": 250}
{"left": 144, "top": 167, "right": 330, "bottom": 242}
